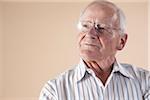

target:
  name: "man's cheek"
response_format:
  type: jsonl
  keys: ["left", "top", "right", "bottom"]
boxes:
{"left": 77, "top": 34, "right": 85, "bottom": 45}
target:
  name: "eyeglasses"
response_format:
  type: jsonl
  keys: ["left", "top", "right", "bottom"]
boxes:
{"left": 77, "top": 20, "right": 121, "bottom": 36}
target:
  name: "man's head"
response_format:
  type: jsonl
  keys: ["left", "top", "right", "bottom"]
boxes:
{"left": 77, "top": 0, "right": 128, "bottom": 62}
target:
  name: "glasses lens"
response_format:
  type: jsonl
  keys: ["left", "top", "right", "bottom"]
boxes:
{"left": 78, "top": 21, "right": 92, "bottom": 32}
{"left": 77, "top": 21, "right": 119, "bottom": 36}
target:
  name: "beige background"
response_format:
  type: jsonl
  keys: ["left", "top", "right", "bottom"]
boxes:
{"left": 0, "top": 2, "right": 3, "bottom": 99}
{"left": 0, "top": 0, "right": 149, "bottom": 100}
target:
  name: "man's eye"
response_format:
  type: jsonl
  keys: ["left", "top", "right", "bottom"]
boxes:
{"left": 82, "top": 24, "right": 89, "bottom": 28}
{"left": 96, "top": 27, "right": 105, "bottom": 33}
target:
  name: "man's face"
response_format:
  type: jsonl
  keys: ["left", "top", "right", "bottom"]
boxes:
{"left": 77, "top": 4, "right": 126, "bottom": 62}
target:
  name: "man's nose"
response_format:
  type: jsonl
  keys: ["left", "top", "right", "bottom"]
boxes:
{"left": 85, "top": 27, "right": 98, "bottom": 39}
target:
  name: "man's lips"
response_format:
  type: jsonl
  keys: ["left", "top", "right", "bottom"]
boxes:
{"left": 82, "top": 43, "right": 100, "bottom": 48}
{"left": 85, "top": 43, "right": 96, "bottom": 46}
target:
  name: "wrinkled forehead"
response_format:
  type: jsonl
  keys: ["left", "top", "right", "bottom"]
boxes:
{"left": 80, "top": 3, "right": 118, "bottom": 26}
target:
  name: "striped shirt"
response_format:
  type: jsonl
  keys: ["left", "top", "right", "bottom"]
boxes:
{"left": 39, "top": 59, "right": 150, "bottom": 100}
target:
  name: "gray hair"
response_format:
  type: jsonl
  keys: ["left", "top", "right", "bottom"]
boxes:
{"left": 80, "top": 0, "right": 127, "bottom": 34}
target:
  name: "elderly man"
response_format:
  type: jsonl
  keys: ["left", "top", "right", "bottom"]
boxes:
{"left": 39, "top": 0, "right": 150, "bottom": 100}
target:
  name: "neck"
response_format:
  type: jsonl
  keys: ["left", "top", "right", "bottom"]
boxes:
{"left": 83, "top": 56, "right": 116, "bottom": 85}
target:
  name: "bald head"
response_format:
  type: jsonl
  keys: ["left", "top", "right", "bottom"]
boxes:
{"left": 80, "top": 0, "right": 126, "bottom": 34}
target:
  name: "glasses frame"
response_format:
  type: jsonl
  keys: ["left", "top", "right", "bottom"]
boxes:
{"left": 77, "top": 20, "right": 122, "bottom": 36}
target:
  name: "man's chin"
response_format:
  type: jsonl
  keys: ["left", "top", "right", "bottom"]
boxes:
{"left": 80, "top": 50, "right": 97, "bottom": 61}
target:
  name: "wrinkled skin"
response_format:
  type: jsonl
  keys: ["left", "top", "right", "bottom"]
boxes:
{"left": 77, "top": 3, "right": 128, "bottom": 85}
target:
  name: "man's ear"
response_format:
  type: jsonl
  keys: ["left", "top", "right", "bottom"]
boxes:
{"left": 117, "top": 33, "right": 128, "bottom": 50}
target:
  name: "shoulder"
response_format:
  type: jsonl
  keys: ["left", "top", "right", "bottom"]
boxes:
{"left": 50, "top": 65, "right": 78, "bottom": 83}
{"left": 120, "top": 63, "right": 150, "bottom": 79}
{"left": 120, "top": 63, "right": 150, "bottom": 92}
{"left": 39, "top": 65, "right": 78, "bottom": 99}
{"left": 44, "top": 65, "right": 78, "bottom": 89}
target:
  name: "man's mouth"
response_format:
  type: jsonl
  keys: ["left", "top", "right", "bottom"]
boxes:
{"left": 85, "top": 43, "right": 96, "bottom": 46}
{"left": 83, "top": 43, "right": 100, "bottom": 49}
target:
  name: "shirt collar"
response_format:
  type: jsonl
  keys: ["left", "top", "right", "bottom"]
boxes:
{"left": 74, "top": 58, "right": 88, "bottom": 83}
{"left": 113, "top": 60, "right": 134, "bottom": 79}
{"left": 75, "top": 58, "right": 134, "bottom": 83}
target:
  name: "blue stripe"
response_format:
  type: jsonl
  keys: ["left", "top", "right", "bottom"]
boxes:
{"left": 39, "top": 60, "right": 150, "bottom": 100}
